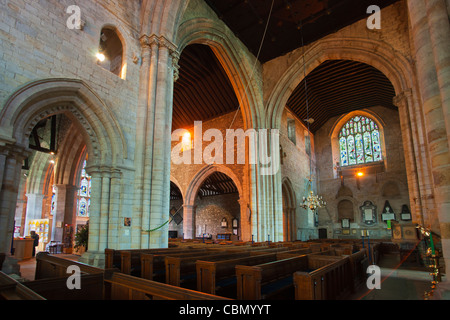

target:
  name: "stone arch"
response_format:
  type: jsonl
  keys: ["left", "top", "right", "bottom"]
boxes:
{"left": 0, "top": 78, "right": 128, "bottom": 168}
{"left": 185, "top": 165, "right": 243, "bottom": 207}
{"left": 140, "top": 0, "right": 189, "bottom": 42}
{"left": 175, "top": 17, "right": 263, "bottom": 130}
{"left": 265, "top": 37, "right": 415, "bottom": 130}
{"left": 182, "top": 165, "right": 244, "bottom": 240}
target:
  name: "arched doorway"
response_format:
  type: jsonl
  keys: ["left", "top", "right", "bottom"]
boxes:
{"left": 184, "top": 166, "right": 244, "bottom": 241}
{"left": 282, "top": 178, "right": 296, "bottom": 242}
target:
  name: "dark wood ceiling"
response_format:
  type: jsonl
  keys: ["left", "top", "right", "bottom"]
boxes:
{"left": 204, "top": 0, "right": 401, "bottom": 63}
{"left": 172, "top": 44, "right": 239, "bottom": 131}
{"left": 170, "top": 172, "right": 239, "bottom": 201}
{"left": 172, "top": 3, "right": 398, "bottom": 136}
{"left": 287, "top": 59, "right": 396, "bottom": 133}
{"left": 197, "top": 172, "right": 239, "bottom": 198}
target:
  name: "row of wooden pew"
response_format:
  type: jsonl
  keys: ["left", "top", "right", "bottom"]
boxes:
{"left": 0, "top": 239, "right": 384, "bottom": 300}
{"left": 105, "top": 240, "right": 375, "bottom": 300}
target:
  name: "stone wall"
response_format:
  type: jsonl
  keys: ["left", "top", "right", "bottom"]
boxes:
{"left": 315, "top": 106, "right": 411, "bottom": 239}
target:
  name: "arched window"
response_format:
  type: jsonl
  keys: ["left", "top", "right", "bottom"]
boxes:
{"left": 339, "top": 116, "right": 382, "bottom": 167}
{"left": 97, "top": 27, "right": 125, "bottom": 78}
{"left": 77, "top": 159, "right": 91, "bottom": 217}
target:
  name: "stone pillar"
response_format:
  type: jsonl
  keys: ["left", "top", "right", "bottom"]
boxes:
{"left": 107, "top": 169, "right": 122, "bottom": 250}
{"left": 52, "top": 185, "right": 77, "bottom": 245}
{"left": 238, "top": 199, "right": 252, "bottom": 242}
{"left": 135, "top": 34, "right": 179, "bottom": 249}
{"left": 183, "top": 205, "right": 196, "bottom": 240}
{"left": 79, "top": 169, "right": 102, "bottom": 266}
{"left": 23, "top": 193, "right": 45, "bottom": 237}
{"left": 425, "top": 0, "right": 450, "bottom": 143}
{"left": 0, "top": 146, "right": 29, "bottom": 274}
{"left": 408, "top": 0, "right": 450, "bottom": 277}
{"left": 98, "top": 169, "right": 111, "bottom": 252}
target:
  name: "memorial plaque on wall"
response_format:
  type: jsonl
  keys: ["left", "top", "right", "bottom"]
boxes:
{"left": 360, "top": 201, "right": 377, "bottom": 225}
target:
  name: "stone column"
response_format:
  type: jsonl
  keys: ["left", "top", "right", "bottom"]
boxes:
{"left": 408, "top": 0, "right": 450, "bottom": 277}
{"left": 136, "top": 34, "right": 179, "bottom": 249}
{"left": 183, "top": 205, "right": 196, "bottom": 240}
{"left": 98, "top": 168, "right": 111, "bottom": 252}
{"left": 394, "top": 90, "right": 429, "bottom": 225}
{"left": 51, "top": 185, "right": 77, "bottom": 247}
{"left": 23, "top": 193, "right": 45, "bottom": 237}
{"left": 79, "top": 169, "right": 102, "bottom": 265}
{"left": 425, "top": 0, "right": 450, "bottom": 143}
{"left": 0, "top": 146, "right": 29, "bottom": 274}
{"left": 107, "top": 169, "right": 122, "bottom": 250}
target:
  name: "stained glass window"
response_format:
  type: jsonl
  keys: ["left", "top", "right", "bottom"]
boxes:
{"left": 339, "top": 116, "right": 382, "bottom": 167}
{"left": 77, "top": 159, "right": 91, "bottom": 217}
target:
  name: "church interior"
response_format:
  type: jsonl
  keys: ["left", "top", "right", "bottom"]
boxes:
{"left": 0, "top": 0, "right": 449, "bottom": 304}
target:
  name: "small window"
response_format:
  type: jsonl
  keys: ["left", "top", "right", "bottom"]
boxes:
{"left": 287, "top": 119, "right": 296, "bottom": 144}
{"left": 339, "top": 115, "right": 382, "bottom": 167}
{"left": 97, "top": 27, "right": 125, "bottom": 78}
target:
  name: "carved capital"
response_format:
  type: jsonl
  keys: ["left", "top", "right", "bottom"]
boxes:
{"left": 393, "top": 88, "right": 413, "bottom": 107}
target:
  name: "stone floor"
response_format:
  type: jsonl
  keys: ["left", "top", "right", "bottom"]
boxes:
{"left": 14, "top": 251, "right": 448, "bottom": 300}
{"left": 349, "top": 253, "right": 447, "bottom": 300}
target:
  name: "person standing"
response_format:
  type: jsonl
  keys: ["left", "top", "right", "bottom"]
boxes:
{"left": 30, "top": 231, "right": 40, "bottom": 257}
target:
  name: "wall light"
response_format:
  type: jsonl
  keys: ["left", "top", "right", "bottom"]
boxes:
{"left": 357, "top": 171, "right": 364, "bottom": 177}
{"left": 96, "top": 52, "right": 106, "bottom": 62}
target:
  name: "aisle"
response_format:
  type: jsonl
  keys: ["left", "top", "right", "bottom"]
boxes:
{"left": 349, "top": 253, "right": 442, "bottom": 300}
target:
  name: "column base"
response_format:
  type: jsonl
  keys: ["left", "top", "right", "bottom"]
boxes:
{"left": 79, "top": 251, "right": 105, "bottom": 269}
{"left": 1, "top": 255, "right": 21, "bottom": 276}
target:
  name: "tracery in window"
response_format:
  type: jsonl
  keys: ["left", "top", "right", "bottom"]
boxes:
{"left": 339, "top": 116, "right": 382, "bottom": 167}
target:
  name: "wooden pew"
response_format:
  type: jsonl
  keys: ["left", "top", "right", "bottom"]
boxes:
{"left": 235, "top": 254, "right": 343, "bottom": 300}
{"left": 135, "top": 245, "right": 293, "bottom": 281}
{"left": 104, "top": 271, "right": 232, "bottom": 300}
{"left": 105, "top": 247, "right": 209, "bottom": 273}
{"left": 24, "top": 273, "right": 105, "bottom": 300}
{"left": 0, "top": 272, "right": 46, "bottom": 300}
{"left": 293, "top": 249, "right": 368, "bottom": 300}
{"left": 35, "top": 252, "right": 105, "bottom": 280}
{"left": 166, "top": 251, "right": 259, "bottom": 288}
{"left": 196, "top": 252, "right": 280, "bottom": 296}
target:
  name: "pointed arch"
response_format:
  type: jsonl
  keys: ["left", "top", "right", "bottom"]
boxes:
{"left": 265, "top": 37, "right": 415, "bottom": 130}
{"left": 175, "top": 17, "right": 263, "bottom": 131}
{"left": 0, "top": 78, "right": 128, "bottom": 168}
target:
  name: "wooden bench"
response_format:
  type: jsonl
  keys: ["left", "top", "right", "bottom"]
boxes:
{"left": 23, "top": 273, "right": 105, "bottom": 300}
{"left": 105, "top": 247, "right": 209, "bottom": 274}
{"left": 35, "top": 252, "right": 105, "bottom": 280}
{"left": 0, "top": 272, "right": 46, "bottom": 300}
{"left": 196, "top": 252, "right": 280, "bottom": 297}
{"left": 165, "top": 251, "right": 261, "bottom": 288}
{"left": 293, "top": 249, "right": 368, "bottom": 300}
{"left": 104, "top": 271, "right": 232, "bottom": 300}
{"left": 235, "top": 254, "right": 343, "bottom": 300}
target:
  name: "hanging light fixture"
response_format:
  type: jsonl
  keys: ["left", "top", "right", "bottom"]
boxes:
{"left": 298, "top": 20, "right": 326, "bottom": 213}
